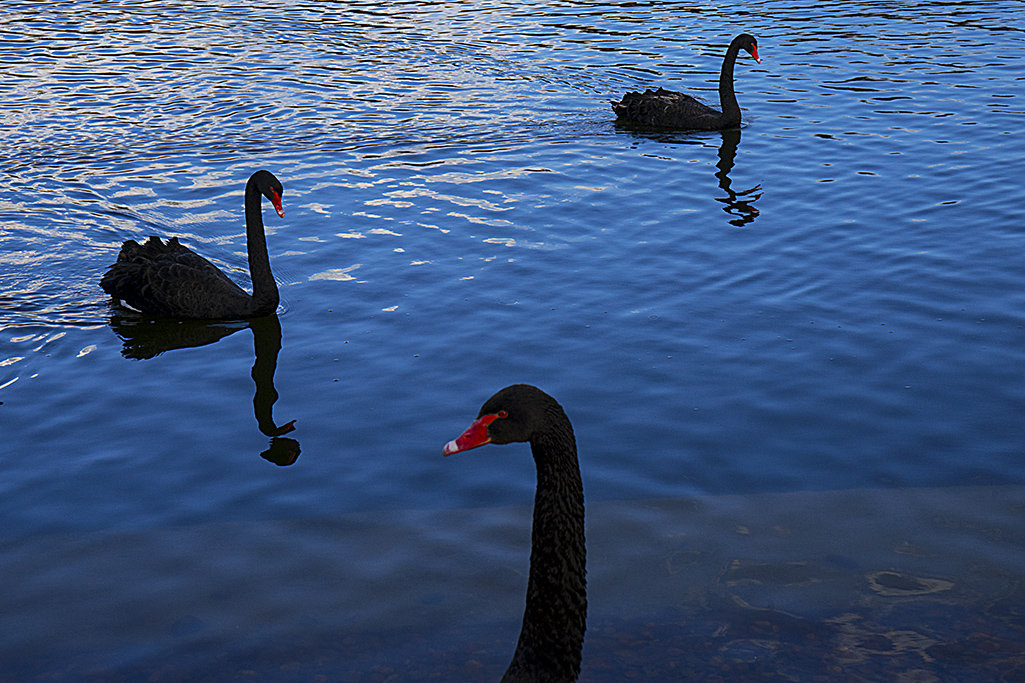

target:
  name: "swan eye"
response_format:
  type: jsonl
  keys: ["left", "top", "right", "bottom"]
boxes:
{"left": 497, "top": 410, "right": 508, "bottom": 418}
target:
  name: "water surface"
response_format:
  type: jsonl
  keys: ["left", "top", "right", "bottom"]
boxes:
{"left": 2, "top": 0, "right": 1024, "bottom": 679}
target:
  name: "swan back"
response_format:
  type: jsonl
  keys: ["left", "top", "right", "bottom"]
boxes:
{"left": 101, "top": 236, "right": 254, "bottom": 319}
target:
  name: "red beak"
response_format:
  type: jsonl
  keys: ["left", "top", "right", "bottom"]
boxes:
{"left": 271, "top": 190, "right": 285, "bottom": 218}
{"left": 751, "top": 45, "right": 761, "bottom": 64}
{"left": 443, "top": 413, "right": 499, "bottom": 456}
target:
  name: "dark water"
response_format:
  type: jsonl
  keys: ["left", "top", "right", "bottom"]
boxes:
{"left": 2, "top": 1, "right": 1024, "bottom": 680}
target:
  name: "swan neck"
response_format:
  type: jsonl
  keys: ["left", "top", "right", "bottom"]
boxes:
{"left": 504, "top": 421, "right": 587, "bottom": 682}
{"left": 244, "top": 180, "right": 279, "bottom": 315}
{"left": 717, "top": 41, "right": 743, "bottom": 127}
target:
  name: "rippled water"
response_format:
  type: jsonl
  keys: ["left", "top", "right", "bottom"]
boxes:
{"left": 2, "top": 1, "right": 1024, "bottom": 680}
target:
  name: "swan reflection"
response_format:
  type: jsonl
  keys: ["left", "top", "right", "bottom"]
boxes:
{"left": 613, "top": 126, "right": 761, "bottom": 228}
{"left": 107, "top": 312, "right": 300, "bottom": 465}
{"left": 715, "top": 128, "right": 761, "bottom": 227}
{"left": 249, "top": 315, "right": 300, "bottom": 466}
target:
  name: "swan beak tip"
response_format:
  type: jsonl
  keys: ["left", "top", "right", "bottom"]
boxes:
{"left": 444, "top": 413, "right": 498, "bottom": 456}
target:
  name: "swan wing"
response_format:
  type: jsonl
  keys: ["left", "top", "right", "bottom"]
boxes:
{"left": 613, "top": 88, "right": 723, "bottom": 130}
{"left": 101, "top": 236, "right": 251, "bottom": 318}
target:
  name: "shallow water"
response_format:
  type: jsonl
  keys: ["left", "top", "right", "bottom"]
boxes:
{"left": 2, "top": 0, "right": 1024, "bottom": 680}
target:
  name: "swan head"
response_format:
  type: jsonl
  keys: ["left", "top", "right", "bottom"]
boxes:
{"left": 443, "top": 384, "right": 558, "bottom": 455}
{"left": 250, "top": 169, "right": 285, "bottom": 218}
{"left": 734, "top": 33, "right": 760, "bottom": 64}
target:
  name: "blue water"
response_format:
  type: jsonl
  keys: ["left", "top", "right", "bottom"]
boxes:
{"left": 2, "top": 1, "right": 1024, "bottom": 680}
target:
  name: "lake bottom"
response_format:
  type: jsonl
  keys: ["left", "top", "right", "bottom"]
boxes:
{"left": 1, "top": 484, "right": 1022, "bottom": 681}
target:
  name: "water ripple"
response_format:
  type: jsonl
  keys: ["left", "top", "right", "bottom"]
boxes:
{"left": 2, "top": 0, "right": 1024, "bottom": 529}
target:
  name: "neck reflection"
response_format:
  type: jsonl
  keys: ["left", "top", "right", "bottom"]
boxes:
{"left": 249, "top": 315, "right": 300, "bottom": 466}
{"left": 715, "top": 128, "right": 761, "bottom": 227}
{"left": 107, "top": 311, "right": 300, "bottom": 465}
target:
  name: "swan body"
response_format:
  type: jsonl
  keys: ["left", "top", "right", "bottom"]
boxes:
{"left": 613, "top": 33, "right": 760, "bottom": 130}
{"left": 100, "top": 170, "right": 284, "bottom": 319}
{"left": 445, "top": 384, "right": 586, "bottom": 683}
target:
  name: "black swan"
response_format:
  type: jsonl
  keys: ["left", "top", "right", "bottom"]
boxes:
{"left": 444, "top": 384, "right": 586, "bottom": 683}
{"left": 612, "top": 33, "right": 760, "bottom": 130}
{"left": 100, "top": 170, "right": 285, "bottom": 319}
